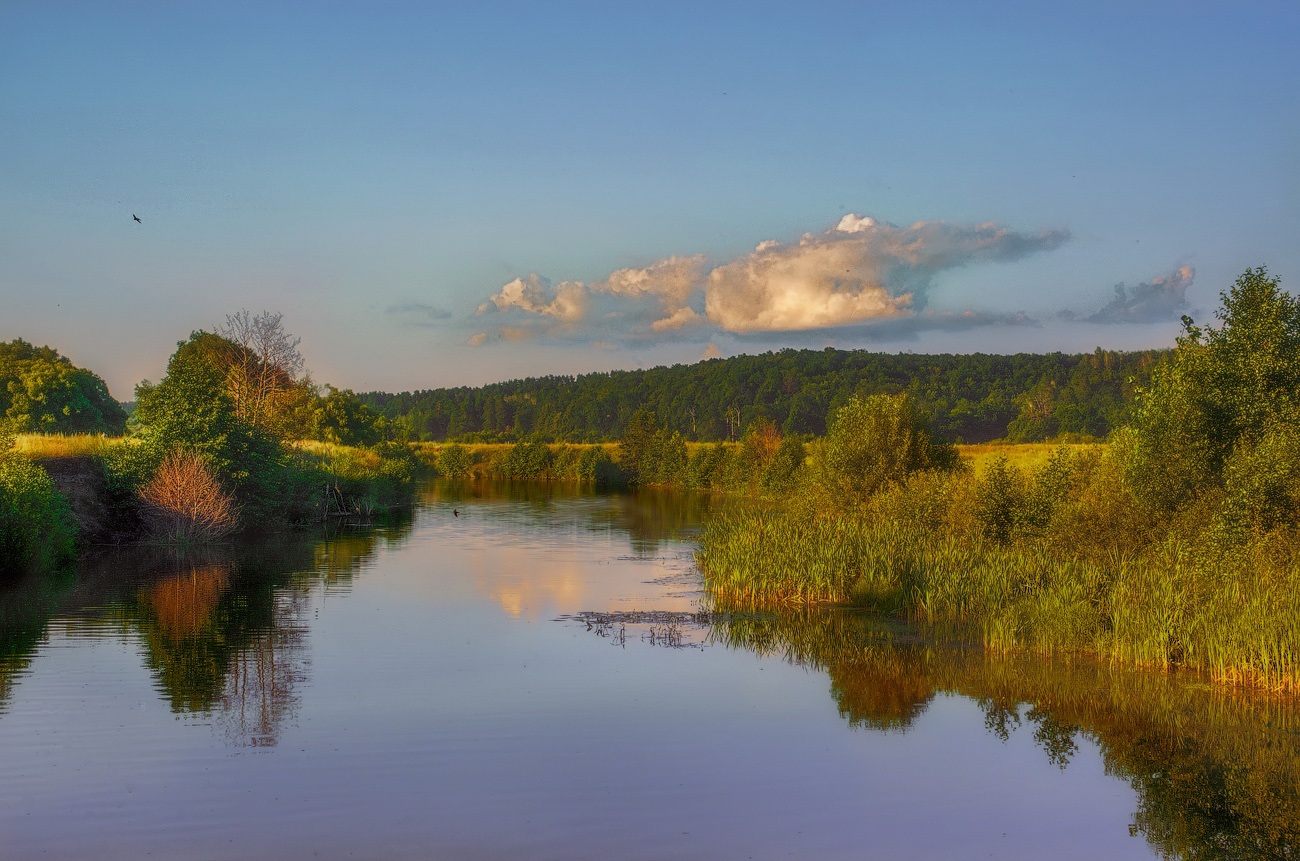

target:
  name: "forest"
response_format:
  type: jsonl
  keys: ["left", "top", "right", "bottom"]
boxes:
{"left": 362, "top": 347, "right": 1164, "bottom": 444}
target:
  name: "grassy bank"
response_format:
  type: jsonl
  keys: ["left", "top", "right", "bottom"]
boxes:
{"left": 3, "top": 433, "right": 422, "bottom": 554}
{"left": 699, "top": 455, "right": 1300, "bottom": 692}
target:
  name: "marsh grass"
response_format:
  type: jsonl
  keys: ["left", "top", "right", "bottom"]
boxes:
{"left": 699, "top": 454, "right": 1300, "bottom": 693}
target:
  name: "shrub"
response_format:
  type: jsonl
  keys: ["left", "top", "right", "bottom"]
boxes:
{"left": 437, "top": 443, "right": 473, "bottom": 478}
{"left": 0, "top": 444, "right": 75, "bottom": 574}
{"left": 817, "top": 392, "right": 959, "bottom": 506}
{"left": 490, "top": 440, "right": 554, "bottom": 479}
{"left": 138, "top": 450, "right": 238, "bottom": 543}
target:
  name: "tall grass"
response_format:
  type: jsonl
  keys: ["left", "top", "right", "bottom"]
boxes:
{"left": 14, "top": 433, "right": 125, "bottom": 460}
{"left": 698, "top": 452, "right": 1300, "bottom": 693}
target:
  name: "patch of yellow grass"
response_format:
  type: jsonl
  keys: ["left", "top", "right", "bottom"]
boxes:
{"left": 290, "top": 440, "right": 382, "bottom": 469}
{"left": 957, "top": 442, "right": 1104, "bottom": 476}
{"left": 14, "top": 433, "right": 126, "bottom": 460}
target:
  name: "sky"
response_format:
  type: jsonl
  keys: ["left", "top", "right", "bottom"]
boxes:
{"left": 2, "top": 1, "right": 1297, "bottom": 399}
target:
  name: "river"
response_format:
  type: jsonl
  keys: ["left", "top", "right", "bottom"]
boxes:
{"left": 0, "top": 480, "right": 1296, "bottom": 859}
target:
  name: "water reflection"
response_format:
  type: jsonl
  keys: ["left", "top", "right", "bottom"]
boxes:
{"left": 0, "top": 519, "right": 407, "bottom": 746}
{"left": 421, "top": 479, "right": 716, "bottom": 554}
{"left": 708, "top": 609, "right": 1300, "bottom": 860}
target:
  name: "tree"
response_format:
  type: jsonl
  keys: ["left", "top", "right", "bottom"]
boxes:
{"left": 219, "top": 310, "right": 305, "bottom": 436}
{"left": 0, "top": 339, "right": 126, "bottom": 434}
{"left": 133, "top": 332, "right": 278, "bottom": 489}
{"left": 310, "top": 386, "right": 384, "bottom": 446}
{"left": 817, "top": 392, "right": 959, "bottom": 504}
{"left": 1127, "top": 268, "right": 1300, "bottom": 511}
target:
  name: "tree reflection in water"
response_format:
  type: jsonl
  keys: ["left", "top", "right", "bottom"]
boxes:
{"left": 0, "top": 518, "right": 404, "bottom": 746}
{"left": 709, "top": 609, "right": 1300, "bottom": 860}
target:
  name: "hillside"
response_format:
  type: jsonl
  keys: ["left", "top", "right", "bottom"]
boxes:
{"left": 363, "top": 347, "right": 1165, "bottom": 444}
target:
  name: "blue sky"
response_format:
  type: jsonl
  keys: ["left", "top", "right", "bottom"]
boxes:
{"left": 2, "top": 2, "right": 1297, "bottom": 397}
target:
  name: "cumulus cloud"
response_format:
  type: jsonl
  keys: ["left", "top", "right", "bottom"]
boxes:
{"left": 1064, "top": 265, "right": 1195, "bottom": 324}
{"left": 385, "top": 301, "right": 452, "bottom": 326}
{"left": 479, "top": 274, "right": 585, "bottom": 322}
{"left": 595, "top": 255, "right": 707, "bottom": 330}
{"left": 474, "top": 212, "right": 1068, "bottom": 343}
{"left": 706, "top": 215, "right": 1068, "bottom": 332}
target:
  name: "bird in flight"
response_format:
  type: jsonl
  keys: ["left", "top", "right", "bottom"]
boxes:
{"left": 132, "top": 214, "right": 142, "bottom": 223}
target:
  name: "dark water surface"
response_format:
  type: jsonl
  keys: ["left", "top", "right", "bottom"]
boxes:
{"left": 1, "top": 481, "right": 1297, "bottom": 859}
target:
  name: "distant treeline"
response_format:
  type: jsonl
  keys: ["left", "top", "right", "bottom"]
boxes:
{"left": 363, "top": 348, "right": 1165, "bottom": 444}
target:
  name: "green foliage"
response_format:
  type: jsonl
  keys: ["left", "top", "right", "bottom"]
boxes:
{"left": 309, "top": 386, "right": 385, "bottom": 446}
{"left": 0, "top": 433, "right": 75, "bottom": 575}
{"left": 699, "top": 268, "right": 1300, "bottom": 693}
{"left": 362, "top": 347, "right": 1161, "bottom": 444}
{"left": 1216, "top": 426, "right": 1300, "bottom": 537}
{"left": 0, "top": 339, "right": 126, "bottom": 434}
{"left": 617, "top": 409, "right": 660, "bottom": 484}
{"left": 617, "top": 410, "right": 689, "bottom": 486}
{"left": 974, "top": 456, "right": 1026, "bottom": 544}
{"left": 131, "top": 332, "right": 417, "bottom": 528}
{"left": 436, "top": 443, "right": 473, "bottom": 478}
{"left": 133, "top": 332, "right": 279, "bottom": 496}
{"left": 1128, "top": 268, "right": 1300, "bottom": 511}
{"left": 490, "top": 439, "right": 554, "bottom": 479}
{"left": 818, "top": 392, "right": 959, "bottom": 505}
{"left": 761, "top": 436, "right": 806, "bottom": 494}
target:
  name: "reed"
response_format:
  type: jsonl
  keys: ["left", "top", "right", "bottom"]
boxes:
{"left": 697, "top": 455, "right": 1300, "bottom": 693}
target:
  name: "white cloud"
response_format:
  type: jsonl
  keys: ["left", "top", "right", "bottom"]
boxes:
{"left": 479, "top": 274, "right": 585, "bottom": 322}
{"left": 650, "top": 306, "right": 702, "bottom": 331}
{"left": 705, "top": 216, "right": 1068, "bottom": 333}
{"left": 472, "top": 212, "right": 1069, "bottom": 343}
{"left": 596, "top": 254, "right": 706, "bottom": 331}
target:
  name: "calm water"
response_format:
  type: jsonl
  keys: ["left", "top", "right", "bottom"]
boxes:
{"left": 1, "top": 481, "right": 1297, "bottom": 859}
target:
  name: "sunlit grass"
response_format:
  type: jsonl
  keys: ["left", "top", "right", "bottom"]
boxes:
{"left": 957, "top": 442, "right": 1103, "bottom": 476}
{"left": 14, "top": 433, "right": 126, "bottom": 459}
{"left": 697, "top": 463, "right": 1300, "bottom": 694}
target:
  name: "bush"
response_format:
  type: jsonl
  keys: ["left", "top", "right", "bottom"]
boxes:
{"left": 490, "top": 440, "right": 554, "bottom": 479}
{"left": 436, "top": 443, "right": 473, "bottom": 478}
{"left": 138, "top": 450, "right": 239, "bottom": 543}
{"left": 0, "top": 429, "right": 75, "bottom": 574}
{"left": 817, "top": 393, "right": 959, "bottom": 506}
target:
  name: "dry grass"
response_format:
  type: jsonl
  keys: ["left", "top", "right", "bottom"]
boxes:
{"left": 14, "top": 433, "right": 127, "bottom": 460}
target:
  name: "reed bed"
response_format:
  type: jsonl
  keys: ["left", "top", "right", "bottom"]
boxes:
{"left": 698, "top": 477, "right": 1300, "bottom": 693}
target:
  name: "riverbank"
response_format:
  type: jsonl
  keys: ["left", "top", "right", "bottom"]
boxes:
{"left": 2, "top": 435, "right": 423, "bottom": 570}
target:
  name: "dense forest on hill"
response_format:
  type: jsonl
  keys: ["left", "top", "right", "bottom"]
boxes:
{"left": 0, "top": 339, "right": 126, "bottom": 435}
{"left": 363, "top": 348, "right": 1165, "bottom": 443}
